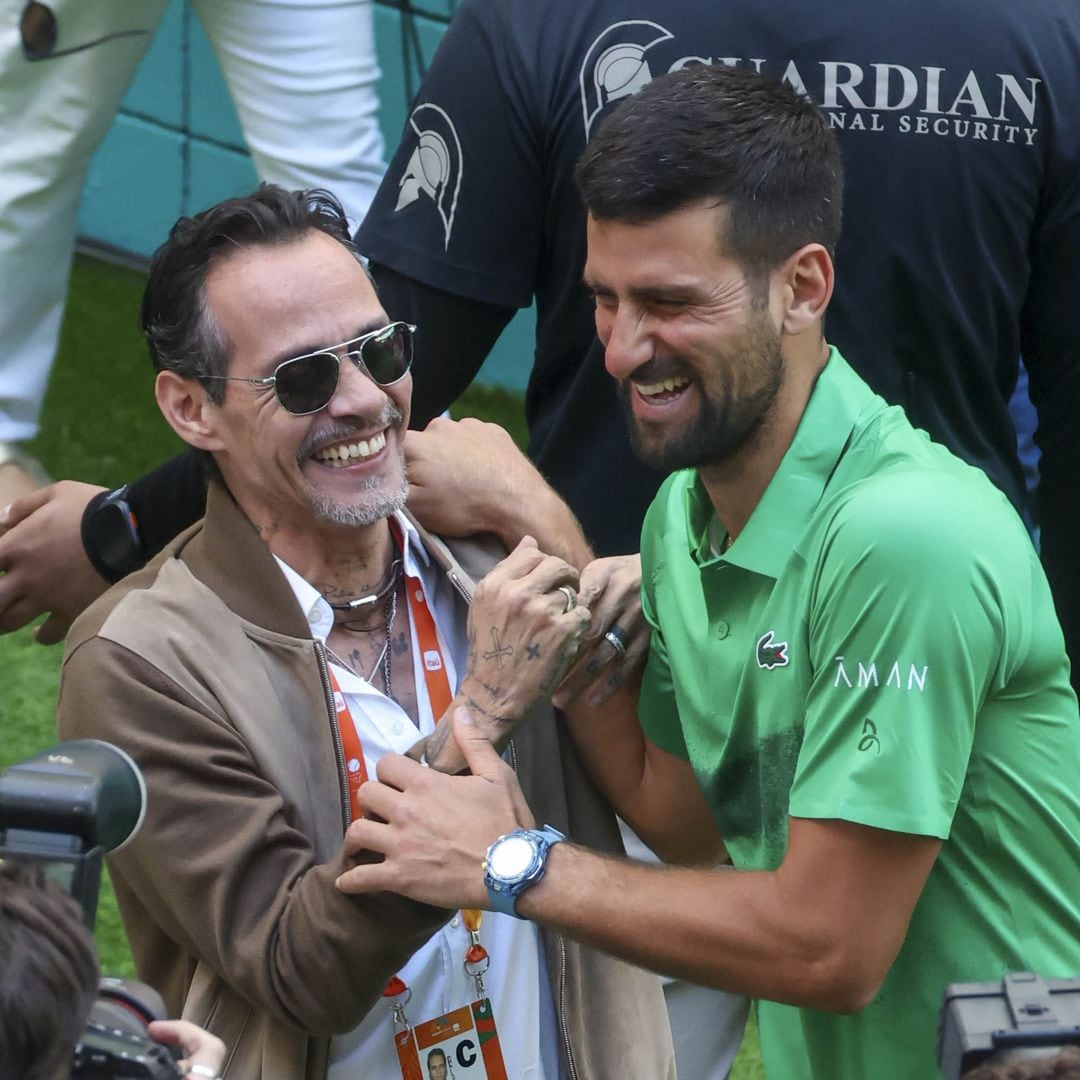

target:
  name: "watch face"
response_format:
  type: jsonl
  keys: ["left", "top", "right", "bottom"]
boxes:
{"left": 490, "top": 835, "right": 535, "bottom": 880}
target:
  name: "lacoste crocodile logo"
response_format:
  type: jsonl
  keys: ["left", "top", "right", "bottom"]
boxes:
{"left": 756, "top": 631, "right": 789, "bottom": 670}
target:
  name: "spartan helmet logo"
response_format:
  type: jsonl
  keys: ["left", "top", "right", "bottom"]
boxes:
{"left": 579, "top": 20, "right": 675, "bottom": 139}
{"left": 393, "top": 103, "right": 463, "bottom": 250}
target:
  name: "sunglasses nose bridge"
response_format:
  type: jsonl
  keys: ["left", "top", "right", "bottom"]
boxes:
{"left": 324, "top": 347, "right": 387, "bottom": 412}
{"left": 342, "top": 348, "right": 373, "bottom": 383}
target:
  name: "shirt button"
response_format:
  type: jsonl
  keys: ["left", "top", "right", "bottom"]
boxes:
{"left": 716, "top": 621, "right": 730, "bottom": 639}
{"left": 451, "top": 915, "right": 460, "bottom": 928}
{"left": 392, "top": 721, "right": 404, "bottom": 736}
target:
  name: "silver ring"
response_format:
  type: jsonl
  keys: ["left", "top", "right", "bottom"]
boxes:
{"left": 603, "top": 625, "right": 627, "bottom": 657}
{"left": 186, "top": 1068, "right": 221, "bottom": 1080}
{"left": 557, "top": 585, "right": 577, "bottom": 613}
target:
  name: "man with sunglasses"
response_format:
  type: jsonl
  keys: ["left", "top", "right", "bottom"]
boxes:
{"left": 54, "top": 185, "right": 675, "bottom": 1080}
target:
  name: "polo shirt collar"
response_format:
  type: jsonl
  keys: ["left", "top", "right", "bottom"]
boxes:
{"left": 689, "top": 348, "right": 874, "bottom": 579}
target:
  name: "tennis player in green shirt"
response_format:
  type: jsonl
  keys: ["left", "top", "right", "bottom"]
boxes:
{"left": 337, "top": 63, "right": 1080, "bottom": 1080}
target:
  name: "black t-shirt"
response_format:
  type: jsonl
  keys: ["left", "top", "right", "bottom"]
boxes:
{"left": 357, "top": 0, "right": 1080, "bottom": 648}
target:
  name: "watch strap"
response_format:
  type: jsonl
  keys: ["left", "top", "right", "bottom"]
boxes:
{"left": 81, "top": 485, "right": 146, "bottom": 583}
{"left": 484, "top": 825, "right": 565, "bottom": 919}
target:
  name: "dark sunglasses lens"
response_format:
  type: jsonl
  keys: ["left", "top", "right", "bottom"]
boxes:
{"left": 275, "top": 352, "right": 339, "bottom": 414}
{"left": 360, "top": 324, "right": 413, "bottom": 384}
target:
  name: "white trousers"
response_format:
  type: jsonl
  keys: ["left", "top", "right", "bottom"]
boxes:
{"left": 0, "top": 0, "right": 384, "bottom": 441}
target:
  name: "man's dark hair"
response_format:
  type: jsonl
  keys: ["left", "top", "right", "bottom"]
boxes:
{"left": 575, "top": 64, "right": 843, "bottom": 277}
{"left": 141, "top": 183, "right": 362, "bottom": 403}
{"left": 0, "top": 862, "right": 100, "bottom": 1080}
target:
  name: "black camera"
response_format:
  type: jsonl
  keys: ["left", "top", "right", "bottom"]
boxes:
{"left": 939, "top": 970, "right": 1080, "bottom": 1078}
{"left": 73, "top": 977, "right": 184, "bottom": 1079}
{"left": 0, "top": 740, "right": 183, "bottom": 1078}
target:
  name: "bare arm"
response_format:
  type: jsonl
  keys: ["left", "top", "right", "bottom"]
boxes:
{"left": 342, "top": 713, "right": 941, "bottom": 1012}
{"left": 519, "top": 815, "right": 938, "bottom": 1011}
{"left": 558, "top": 683, "right": 724, "bottom": 866}
{"left": 405, "top": 418, "right": 592, "bottom": 571}
{"left": 407, "top": 421, "right": 646, "bottom": 718}
{"left": 0, "top": 482, "right": 107, "bottom": 642}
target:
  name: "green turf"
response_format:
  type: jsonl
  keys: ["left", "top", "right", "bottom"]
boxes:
{"left": 0, "top": 251, "right": 763, "bottom": 1077}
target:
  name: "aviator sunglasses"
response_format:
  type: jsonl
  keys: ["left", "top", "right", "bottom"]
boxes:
{"left": 203, "top": 321, "right": 416, "bottom": 415}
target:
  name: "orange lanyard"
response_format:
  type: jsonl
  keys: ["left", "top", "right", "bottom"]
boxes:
{"left": 391, "top": 517, "right": 453, "bottom": 720}
{"left": 329, "top": 521, "right": 452, "bottom": 823}
{"left": 321, "top": 523, "right": 486, "bottom": 1007}
{"left": 328, "top": 666, "right": 371, "bottom": 823}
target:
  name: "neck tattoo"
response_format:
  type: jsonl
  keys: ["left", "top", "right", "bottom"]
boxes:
{"left": 328, "top": 585, "right": 399, "bottom": 698}
{"left": 326, "top": 561, "right": 403, "bottom": 701}
{"left": 325, "top": 558, "right": 402, "bottom": 614}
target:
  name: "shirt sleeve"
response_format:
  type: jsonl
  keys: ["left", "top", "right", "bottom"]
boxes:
{"left": 126, "top": 449, "right": 209, "bottom": 557}
{"left": 369, "top": 261, "right": 515, "bottom": 426}
{"left": 1020, "top": 132, "right": 1080, "bottom": 696}
{"left": 57, "top": 634, "right": 448, "bottom": 1032}
{"left": 356, "top": 0, "right": 545, "bottom": 309}
{"left": 789, "top": 471, "right": 1041, "bottom": 838}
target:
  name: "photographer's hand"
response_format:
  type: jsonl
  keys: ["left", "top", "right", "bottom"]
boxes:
{"left": 147, "top": 1020, "right": 226, "bottom": 1078}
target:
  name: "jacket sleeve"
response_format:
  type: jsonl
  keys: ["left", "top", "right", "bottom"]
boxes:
{"left": 57, "top": 636, "right": 448, "bottom": 1035}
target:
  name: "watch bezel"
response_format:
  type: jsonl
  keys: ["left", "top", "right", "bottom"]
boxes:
{"left": 483, "top": 825, "right": 565, "bottom": 917}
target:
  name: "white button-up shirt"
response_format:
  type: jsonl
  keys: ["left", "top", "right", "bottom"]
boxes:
{"left": 276, "top": 512, "right": 558, "bottom": 1079}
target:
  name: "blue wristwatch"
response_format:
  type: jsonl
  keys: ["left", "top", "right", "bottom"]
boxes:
{"left": 483, "top": 825, "right": 565, "bottom": 918}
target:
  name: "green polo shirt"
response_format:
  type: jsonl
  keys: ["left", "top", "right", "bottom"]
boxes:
{"left": 639, "top": 350, "right": 1080, "bottom": 1080}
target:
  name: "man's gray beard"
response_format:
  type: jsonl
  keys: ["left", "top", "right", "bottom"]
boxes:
{"left": 297, "top": 405, "right": 408, "bottom": 526}
{"left": 307, "top": 473, "right": 409, "bottom": 526}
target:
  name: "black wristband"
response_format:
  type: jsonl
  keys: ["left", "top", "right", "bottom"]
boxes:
{"left": 81, "top": 485, "right": 147, "bottom": 583}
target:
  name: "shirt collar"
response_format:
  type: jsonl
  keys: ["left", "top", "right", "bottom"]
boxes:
{"left": 274, "top": 510, "right": 427, "bottom": 641}
{"left": 688, "top": 348, "right": 880, "bottom": 579}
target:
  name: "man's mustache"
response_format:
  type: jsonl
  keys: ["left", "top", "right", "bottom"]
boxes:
{"left": 295, "top": 404, "right": 405, "bottom": 463}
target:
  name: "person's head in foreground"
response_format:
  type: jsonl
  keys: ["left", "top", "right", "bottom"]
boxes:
{"left": 0, "top": 862, "right": 99, "bottom": 1080}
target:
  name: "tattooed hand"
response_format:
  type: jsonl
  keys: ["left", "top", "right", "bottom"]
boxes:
{"left": 422, "top": 536, "right": 591, "bottom": 770}
{"left": 553, "top": 554, "right": 650, "bottom": 708}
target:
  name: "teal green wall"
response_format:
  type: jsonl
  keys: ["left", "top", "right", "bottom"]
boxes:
{"left": 75, "top": 0, "right": 533, "bottom": 393}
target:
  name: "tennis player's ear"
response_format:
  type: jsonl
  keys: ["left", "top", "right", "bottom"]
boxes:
{"left": 779, "top": 243, "right": 833, "bottom": 337}
{"left": 156, "top": 370, "right": 225, "bottom": 451}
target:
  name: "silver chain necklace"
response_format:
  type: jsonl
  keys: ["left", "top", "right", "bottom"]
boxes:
{"left": 327, "top": 583, "right": 399, "bottom": 701}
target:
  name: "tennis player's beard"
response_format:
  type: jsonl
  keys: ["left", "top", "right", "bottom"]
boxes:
{"left": 619, "top": 324, "right": 784, "bottom": 473}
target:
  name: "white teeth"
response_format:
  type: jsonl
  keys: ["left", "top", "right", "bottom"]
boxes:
{"left": 314, "top": 431, "right": 387, "bottom": 467}
{"left": 637, "top": 375, "right": 690, "bottom": 397}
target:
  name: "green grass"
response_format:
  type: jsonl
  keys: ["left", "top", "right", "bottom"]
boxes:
{"left": 1, "top": 252, "right": 763, "bottom": 1076}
